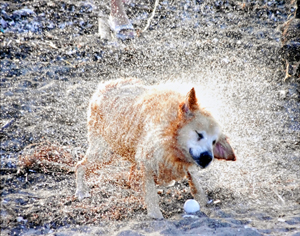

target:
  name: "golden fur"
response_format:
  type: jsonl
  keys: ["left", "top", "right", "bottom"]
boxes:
{"left": 75, "top": 78, "right": 236, "bottom": 219}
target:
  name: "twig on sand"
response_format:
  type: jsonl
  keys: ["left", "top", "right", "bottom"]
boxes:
{"left": 274, "top": 189, "right": 285, "bottom": 203}
{"left": 142, "top": 0, "right": 160, "bottom": 33}
{"left": 0, "top": 119, "right": 15, "bottom": 132}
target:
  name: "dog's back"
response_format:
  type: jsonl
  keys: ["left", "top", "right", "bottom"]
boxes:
{"left": 87, "top": 78, "right": 186, "bottom": 164}
{"left": 87, "top": 78, "right": 145, "bottom": 162}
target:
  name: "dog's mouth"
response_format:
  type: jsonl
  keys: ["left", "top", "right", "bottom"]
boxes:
{"left": 189, "top": 148, "right": 213, "bottom": 168}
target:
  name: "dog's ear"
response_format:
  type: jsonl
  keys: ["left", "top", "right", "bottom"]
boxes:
{"left": 181, "top": 88, "right": 198, "bottom": 115}
{"left": 213, "top": 134, "right": 236, "bottom": 161}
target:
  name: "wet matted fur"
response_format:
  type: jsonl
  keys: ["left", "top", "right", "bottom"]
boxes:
{"left": 75, "top": 78, "right": 236, "bottom": 219}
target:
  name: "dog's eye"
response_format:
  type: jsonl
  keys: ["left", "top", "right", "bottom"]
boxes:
{"left": 195, "top": 131, "right": 203, "bottom": 141}
{"left": 212, "top": 140, "right": 216, "bottom": 145}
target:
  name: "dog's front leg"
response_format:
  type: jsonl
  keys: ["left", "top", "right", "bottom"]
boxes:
{"left": 187, "top": 170, "right": 208, "bottom": 210}
{"left": 143, "top": 165, "right": 163, "bottom": 219}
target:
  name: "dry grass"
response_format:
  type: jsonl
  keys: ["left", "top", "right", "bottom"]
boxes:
{"left": 18, "top": 141, "right": 77, "bottom": 173}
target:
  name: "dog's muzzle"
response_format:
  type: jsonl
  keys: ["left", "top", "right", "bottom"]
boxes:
{"left": 189, "top": 149, "right": 213, "bottom": 168}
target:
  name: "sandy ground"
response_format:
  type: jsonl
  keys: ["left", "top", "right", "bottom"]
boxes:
{"left": 1, "top": 0, "right": 300, "bottom": 235}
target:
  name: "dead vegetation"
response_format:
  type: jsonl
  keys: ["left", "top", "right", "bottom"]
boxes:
{"left": 18, "top": 141, "right": 77, "bottom": 173}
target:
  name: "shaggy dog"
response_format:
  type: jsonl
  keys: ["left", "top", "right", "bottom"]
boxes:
{"left": 75, "top": 78, "right": 236, "bottom": 219}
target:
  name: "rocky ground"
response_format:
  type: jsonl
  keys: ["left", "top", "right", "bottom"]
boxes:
{"left": 1, "top": 0, "right": 300, "bottom": 235}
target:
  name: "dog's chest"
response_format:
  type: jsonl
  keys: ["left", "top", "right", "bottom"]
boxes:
{"left": 156, "top": 159, "right": 190, "bottom": 185}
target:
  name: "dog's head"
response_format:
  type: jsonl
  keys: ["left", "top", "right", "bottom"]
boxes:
{"left": 177, "top": 88, "right": 236, "bottom": 169}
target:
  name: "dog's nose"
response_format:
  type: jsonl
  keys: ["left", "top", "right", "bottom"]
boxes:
{"left": 193, "top": 151, "right": 213, "bottom": 168}
{"left": 199, "top": 151, "right": 213, "bottom": 168}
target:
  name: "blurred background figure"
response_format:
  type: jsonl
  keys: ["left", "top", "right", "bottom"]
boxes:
{"left": 109, "top": 0, "right": 136, "bottom": 40}
{"left": 280, "top": 0, "right": 300, "bottom": 80}
{"left": 98, "top": 0, "right": 159, "bottom": 40}
{"left": 98, "top": 0, "right": 136, "bottom": 40}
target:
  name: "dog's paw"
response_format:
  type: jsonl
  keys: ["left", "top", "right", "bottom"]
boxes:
{"left": 147, "top": 210, "right": 164, "bottom": 220}
{"left": 199, "top": 206, "right": 212, "bottom": 217}
{"left": 75, "top": 190, "right": 91, "bottom": 201}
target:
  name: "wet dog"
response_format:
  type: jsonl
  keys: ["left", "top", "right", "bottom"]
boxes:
{"left": 75, "top": 78, "right": 236, "bottom": 219}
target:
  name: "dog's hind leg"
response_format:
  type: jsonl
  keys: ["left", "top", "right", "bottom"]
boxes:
{"left": 75, "top": 156, "right": 91, "bottom": 200}
{"left": 75, "top": 134, "right": 106, "bottom": 201}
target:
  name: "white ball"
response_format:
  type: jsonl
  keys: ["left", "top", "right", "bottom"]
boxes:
{"left": 184, "top": 199, "right": 200, "bottom": 213}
